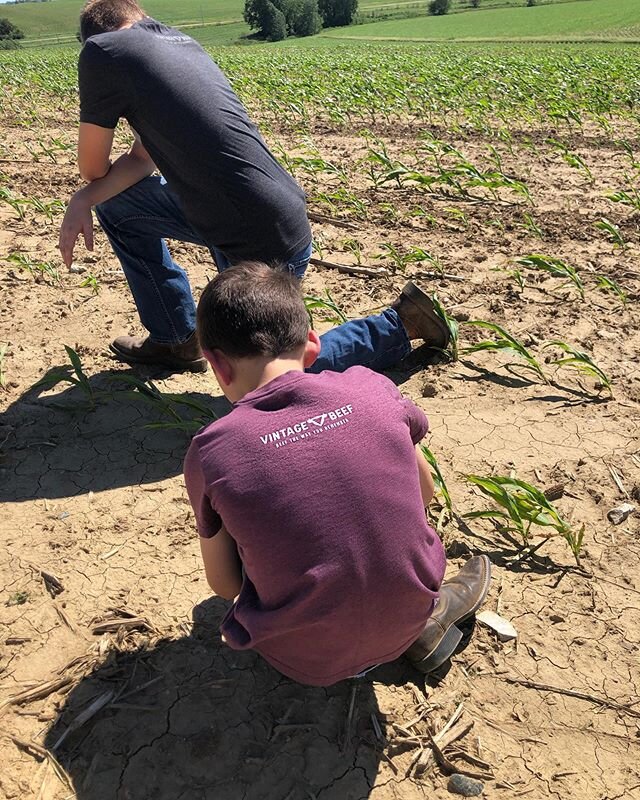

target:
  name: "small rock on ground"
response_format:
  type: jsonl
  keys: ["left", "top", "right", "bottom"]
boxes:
{"left": 448, "top": 773, "right": 484, "bottom": 796}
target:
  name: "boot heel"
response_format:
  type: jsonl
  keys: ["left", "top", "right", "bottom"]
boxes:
{"left": 411, "top": 625, "right": 463, "bottom": 674}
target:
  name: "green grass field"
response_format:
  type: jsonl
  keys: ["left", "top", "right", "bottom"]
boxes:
{"left": 1, "top": 0, "right": 638, "bottom": 47}
{"left": 324, "top": 0, "right": 640, "bottom": 42}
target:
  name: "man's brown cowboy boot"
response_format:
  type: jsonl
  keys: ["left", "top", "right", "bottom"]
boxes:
{"left": 391, "top": 282, "right": 450, "bottom": 349}
{"left": 405, "top": 555, "right": 491, "bottom": 674}
{"left": 110, "top": 331, "right": 208, "bottom": 374}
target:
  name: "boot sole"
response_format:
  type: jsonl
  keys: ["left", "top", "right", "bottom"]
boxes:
{"left": 109, "top": 343, "right": 208, "bottom": 374}
{"left": 401, "top": 283, "right": 451, "bottom": 350}
{"left": 410, "top": 555, "right": 492, "bottom": 674}
{"left": 411, "top": 624, "right": 464, "bottom": 674}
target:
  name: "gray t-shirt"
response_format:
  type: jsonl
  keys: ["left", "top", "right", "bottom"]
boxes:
{"left": 78, "top": 18, "right": 311, "bottom": 263}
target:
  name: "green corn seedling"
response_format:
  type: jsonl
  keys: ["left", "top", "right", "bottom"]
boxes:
{"left": 516, "top": 254, "right": 584, "bottom": 299}
{"left": 462, "top": 320, "right": 547, "bottom": 382}
{"left": 112, "top": 374, "right": 221, "bottom": 432}
{"left": 594, "top": 274, "right": 628, "bottom": 304}
{"left": 546, "top": 138, "right": 594, "bottom": 184}
{"left": 607, "top": 179, "right": 640, "bottom": 213}
{"left": 6, "top": 252, "right": 60, "bottom": 283}
{"left": 431, "top": 294, "right": 459, "bottom": 361}
{"left": 31, "top": 345, "right": 96, "bottom": 407}
{"left": 594, "top": 218, "right": 625, "bottom": 248}
{"left": 543, "top": 340, "right": 613, "bottom": 396}
{"left": 420, "top": 443, "right": 452, "bottom": 524}
{"left": 464, "top": 474, "right": 583, "bottom": 565}
{"left": 80, "top": 273, "right": 101, "bottom": 295}
{"left": 304, "top": 292, "right": 347, "bottom": 327}
{"left": 521, "top": 212, "right": 544, "bottom": 239}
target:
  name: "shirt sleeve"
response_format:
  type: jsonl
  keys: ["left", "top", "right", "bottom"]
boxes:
{"left": 183, "top": 439, "right": 223, "bottom": 539}
{"left": 364, "top": 368, "right": 429, "bottom": 444}
{"left": 78, "top": 41, "right": 129, "bottom": 129}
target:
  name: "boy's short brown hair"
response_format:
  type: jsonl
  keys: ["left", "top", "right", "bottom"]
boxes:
{"left": 197, "top": 262, "right": 310, "bottom": 359}
{"left": 80, "top": 0, "right": 145, "bottom": 41}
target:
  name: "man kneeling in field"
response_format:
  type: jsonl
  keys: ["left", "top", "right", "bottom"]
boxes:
{"left": 59, "top": 0, "right": 450, "bottom": 376}
{"left": 184, "top": 263, "right": 491, "bottom": 685}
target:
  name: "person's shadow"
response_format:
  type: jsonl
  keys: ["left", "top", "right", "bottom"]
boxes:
{"left": 0, "top": 365, "right": 231, "bottom": 504}
{"left": 41, "top": 596, "right": 422, "bottom": 800}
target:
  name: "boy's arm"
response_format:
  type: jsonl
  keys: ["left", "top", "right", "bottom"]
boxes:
{"left": 199, "top": 526, "right": 243, "bottom": 601}
{"left": 416, "top": 444, "right": 435, "bottom": 508}
{"left": 59, "top": 125, "right": 156, "bottom": 266}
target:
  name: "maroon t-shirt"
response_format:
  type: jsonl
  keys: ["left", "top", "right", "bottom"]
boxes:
{"left": 184, "top": 366, "right": 446, "bottom": 686}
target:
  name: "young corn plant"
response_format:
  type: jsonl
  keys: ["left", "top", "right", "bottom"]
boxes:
{"left": 111, "top": 375, "right": 220, "bottom": 432}
{"left": 420, "top": 443, "right": 452, "bottom": 530}
{"left": 431, "top": 294, "right": 459, "bottom": 361}
{"left": 31, "top": 345, "right": 97, "bottom": 407}
{"left": 80, "top": 273, "right": 101, "bottom": 295}
{"left": 6, "top": 252, "right": 60, "bottom": 284}
{"left": 375, "top": 244, "right": 441, "bottom": 274}
{"left": 544, "top": 341, "right": 613, "bottom": 397}
{"left": 304, "top": 292, "right": 347, "bottom": 327}
{"left": 462, "top": 320, "right": 547, "bottom": 383}
{"left": 594, "top": 274, "right": 628, "bottom": 304}
{"left": 521, "top": 212, "right": 544, "bottom": 239}
{"left": 342, "top": 238, "right": 364, "bottom": 266}
{"left": 0, "top": 188, "right": 30, "bottom": 221}
{"left": 607, "top": 178, "right": 640, "bottom": 214}
{"left": 516, "top": 254, "right": 584, "bottom": 299}
{"left": 546, "top": 138, "right": 594, "bottom": 185}
{"left": 464, "top": 475, "right": 584, "bottom": 566}
{"left": 594, "top": 218, "right": 625, "bottom": 249}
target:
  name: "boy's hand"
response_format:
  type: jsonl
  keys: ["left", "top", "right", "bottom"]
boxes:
{"left": 59, "top": 191, "right": 94, "bottom": 267}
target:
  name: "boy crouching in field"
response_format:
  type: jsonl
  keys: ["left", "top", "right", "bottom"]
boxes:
{"left": 184, "top": 263, "right": 490, "bottom": 686}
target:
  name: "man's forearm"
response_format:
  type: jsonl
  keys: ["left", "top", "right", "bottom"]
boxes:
{"left": 77, "top": 150, "right": 155, "bottom": 208}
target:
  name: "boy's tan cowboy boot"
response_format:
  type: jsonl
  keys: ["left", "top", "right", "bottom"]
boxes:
{"left": 405, "top": 555, "right": 491, "bottom": 674}
{"left": 110, "top": 331, "right": 208, "bottom": 373}
{"left": 392, "top": 282, "right": 450, "bottom": 350}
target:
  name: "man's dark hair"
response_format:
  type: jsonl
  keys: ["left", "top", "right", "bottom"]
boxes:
{"left": 197, "top": 262, "right": 310, "bottom": 359}
{"left": 80, "top": 0, "right": 145, "bottom": 42}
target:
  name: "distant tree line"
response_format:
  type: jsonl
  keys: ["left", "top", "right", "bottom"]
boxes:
{"left": 0, "top": 18, "right": 24, "bottom": 49}
{"left": 430, "top": 0, "right": 538, "bottom": 11}
{"left": 244, "top": 0, "right": 358, "bottom": 41}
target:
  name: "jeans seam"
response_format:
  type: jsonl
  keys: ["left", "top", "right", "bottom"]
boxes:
{"left": 134, "top": 254, "right": 182, "bottom": 343}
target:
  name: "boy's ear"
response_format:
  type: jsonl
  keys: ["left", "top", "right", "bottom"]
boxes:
{"left": 204, "top": 348, "right": 234, "bottom": 387}
{"left": 303, "top": 330, "right": 321, "bottom": 369}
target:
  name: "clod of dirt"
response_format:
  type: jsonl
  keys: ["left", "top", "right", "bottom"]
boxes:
{"left": 448, "top": 773, "right": 484, "bottom": 796}
{"left": 607, "top": 503, "right": 636, "bottom": 525}
{"left": 422, "top": 381, "right": 438, "bottom": 398}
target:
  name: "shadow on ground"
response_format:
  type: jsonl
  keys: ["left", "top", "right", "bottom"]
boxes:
{"left": 1, "top": 357, "right": 423, "bottom": 504}
{"left": 41, "top": 596, "right": 425, "bottom": 800}
{"left": 0, "top": 367, "right": 232, "bottom": 503}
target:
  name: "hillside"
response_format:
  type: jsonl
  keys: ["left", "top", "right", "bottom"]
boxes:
{"left": 2, "top": 0, "right": 635, "bottom": 47}
{"left": 324, "top": 0, "right": 640, "bottom": 42}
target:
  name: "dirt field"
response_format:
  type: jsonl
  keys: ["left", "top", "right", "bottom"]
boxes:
{"left": 2, "top": 57, "right": 640, "bottom": 800}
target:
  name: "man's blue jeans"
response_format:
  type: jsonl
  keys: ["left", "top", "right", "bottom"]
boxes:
{"left": 95, "top": 176, "right": 411, "bottom": 373}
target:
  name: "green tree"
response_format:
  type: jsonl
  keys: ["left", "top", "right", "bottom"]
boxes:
{"left": 288, "top": 0, "right": 322, "bottom": 36}
{"left": 245, "top": 0, "right": 321, "bottom": 39}
{"left": 264, "top": 1, "right": 287, "bottom": 39}
{"left": 428, "top": 0, "right": 451, "bottom": 15}
{"left": 0, "top": 18, "right": 25, "bottom": 40}
{"left": 244, "top": 0, "right": 286, "bottom": 38}
{"left": 318, "top": 0, "right": 358, "bottom": 27}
